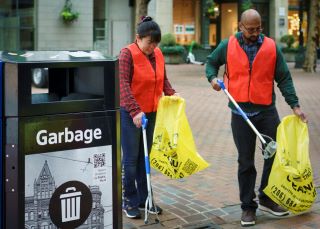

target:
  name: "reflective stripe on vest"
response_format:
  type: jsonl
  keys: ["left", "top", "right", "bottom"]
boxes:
{"left": 225, "top": 35, "right": 276, "bottom": 105}
{"left": 127, "top": 43, "right": 165, "bottom": 113}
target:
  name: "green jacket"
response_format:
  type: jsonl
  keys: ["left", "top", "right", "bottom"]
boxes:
{"left": 206, "top": 32, "right": 299, "bottom": 113}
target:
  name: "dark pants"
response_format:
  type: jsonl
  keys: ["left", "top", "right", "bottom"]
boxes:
{"left": 121, "top": 108, "right": 156, "bottom": 209}
{"left": 231, "top": 108, "right": 280, "bottom": 211}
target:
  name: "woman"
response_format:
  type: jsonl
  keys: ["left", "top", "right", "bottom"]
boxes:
{"left": 119, "top": 16, "right": 178, "bottom": 219}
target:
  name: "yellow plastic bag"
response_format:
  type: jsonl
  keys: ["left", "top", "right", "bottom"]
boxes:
{"left": 264, "top": 115, "right": 317, "bottom": 214}
{"left": 150, "top": 96, "right": 209, "bottom": 179}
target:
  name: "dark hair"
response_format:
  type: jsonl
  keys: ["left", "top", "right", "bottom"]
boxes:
{"left": 137, "top": 16, "right": 161, "bottom": 43}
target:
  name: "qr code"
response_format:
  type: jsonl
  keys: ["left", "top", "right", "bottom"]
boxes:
{"left": 182, "top": 159, "right": 198, "bottom": 174}
{"left": 94, "top": 153, "right": 106, "bottom": 168}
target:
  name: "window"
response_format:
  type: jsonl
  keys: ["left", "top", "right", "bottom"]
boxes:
{"left": 41, "top": 222, "right": 49, "bottom": 229}
{"left": 220, "top": 3, "right": 238, "bottom": 40}
{"left": 288, "top": 10, "right": 307, "bottom": 46}
{"left": 185, "top": 24, "right": 195, "bottom": 34}
{"left": 174, "top": 24, "right": 184, "bottom": 34}
{"left": 30, "top": 211, "right": 34, "bottom": 220}
{"left": 0, "top": 0, "right": 34, "bottom": 50}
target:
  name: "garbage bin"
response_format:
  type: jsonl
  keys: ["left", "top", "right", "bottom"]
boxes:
{"left": 1, "top": 51, "right": 121, "bottom": 229}
{"left": 0, "top": 60, "right": 4, "bottom": 228}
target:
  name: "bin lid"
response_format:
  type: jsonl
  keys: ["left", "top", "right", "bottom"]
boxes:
{"left": 60, "top": 191, "right": 82, "bottom": 199}
{"left": 0, "top": 51, "right": 115, "bottom": 63}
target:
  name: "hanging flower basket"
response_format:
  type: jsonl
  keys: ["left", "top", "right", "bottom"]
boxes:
{"left": 204, "top": 0, "right": 219, "bottom": 19}
{"left": 60, "top": 0, "right": 79, "bottom": 23}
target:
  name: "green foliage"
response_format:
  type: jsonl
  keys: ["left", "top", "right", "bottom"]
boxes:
{"left": 160, "top": 33, "right": 176, "bottom": 46}
{"left": 61, "top": 0, "right": 79, "bottom": 23}
{"left": 280, "top": 35, "right": 295, "bottom": 48}
{"left": 160, "top": 45, "right": 185, "bottom": 55}
{"left": 185, "top": 41, "right": 203, "bottom": 53}
{"left": 241, "top": 0, "right": 253, "bottom": 12}
{"left": 281, "top": 47, "right": 299, "bottom": 53}
{"left": 205, "top": 0, "right": 217, "bottom": 17}
{"left": 159, "top": 33, "right": 185, "bottom": 55}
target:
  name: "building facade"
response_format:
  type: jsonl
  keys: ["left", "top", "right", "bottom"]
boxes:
{"left": 149, "top": 0, "right": 294, "bottom": 47}
{"left": 0, "top": 0, "right": 310, "bottom": 56}
{"left": 0, "top": 0, "right": 134, "bottom": 56}
{"left": 25, "top": 160, "right": 105, "bottom": 229}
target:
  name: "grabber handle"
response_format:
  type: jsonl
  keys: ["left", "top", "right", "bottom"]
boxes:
{"left": 216, "top": 79, "right": 267, "bottom": 145}
{"left": 217, "top": 79, "right": 226, "bottom": 90}
{"left": 142, "top": 114, "right": 148, "bottom": 130}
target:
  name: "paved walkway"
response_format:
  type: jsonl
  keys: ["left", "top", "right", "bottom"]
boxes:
{"left": 123, "top": 63, "right": 320, "bottom": 229}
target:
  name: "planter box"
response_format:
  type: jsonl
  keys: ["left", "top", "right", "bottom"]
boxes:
{"left": 163, "top": 53, "right": 184, "bottom": 64}
{"left": 282, "top": 52, "right": 296, "bottom": 62}
{"left": 192, "top": 48, "right": 213, "bottom": 62}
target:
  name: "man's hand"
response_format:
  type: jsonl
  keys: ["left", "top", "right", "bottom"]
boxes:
{"left": 210, "top": 78, "right": 221, "bottom": 91}
{"left": 293, "top": 106, "right": 307, "bottom": 123}
{"left": 133, "top": 112, "right": 145, "bottom": 128}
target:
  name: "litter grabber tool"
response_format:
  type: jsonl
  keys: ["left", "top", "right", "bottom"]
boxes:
{"left": 141, "top": 114, "right": 160, "bottom": 224}
{"left": 217, "top": 79, "right": 277, "bottom": 159}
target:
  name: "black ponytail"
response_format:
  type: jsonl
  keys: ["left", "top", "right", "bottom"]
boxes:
{"left": 137, "top": 16, "right": 161, "bottom": 43}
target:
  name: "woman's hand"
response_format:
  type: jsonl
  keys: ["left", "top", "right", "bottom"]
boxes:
{"left": 133, "top": 112, "right": 145, "bottom": 128}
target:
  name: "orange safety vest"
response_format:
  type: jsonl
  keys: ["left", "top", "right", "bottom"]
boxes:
{"left": 127, "top": 43, "right": 165, "bottom": 113}
{"left": 224, "top": 35, "right": 276, "bottom": 105}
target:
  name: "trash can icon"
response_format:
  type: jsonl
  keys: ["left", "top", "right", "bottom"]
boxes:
{"left": 60, "top": 187, "right": 82, "bottom": 222}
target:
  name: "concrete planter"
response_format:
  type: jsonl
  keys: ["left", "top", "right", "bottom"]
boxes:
{"left": 192, "top": 48, "right": 213, "bottom": 62}
{"left": 163, "top": 53, "right": 184, "bottom": 64}
{"left": 283, "top": 52, "right": 296, "bottom": 62}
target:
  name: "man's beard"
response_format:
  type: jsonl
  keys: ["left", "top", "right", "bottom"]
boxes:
{"left": 248, "top": 35, "right": 258, "bottom": 42}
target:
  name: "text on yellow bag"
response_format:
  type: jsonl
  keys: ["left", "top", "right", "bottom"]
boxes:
{"left": 150, "top": 96, "right": 209, "bottom": 179}
{"left": 264, "top": 115, "right": 317, "bottom": 214}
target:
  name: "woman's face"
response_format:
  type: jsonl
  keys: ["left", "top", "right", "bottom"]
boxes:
{"left": 136, "top": 35, "right": 159, "bottom": 55}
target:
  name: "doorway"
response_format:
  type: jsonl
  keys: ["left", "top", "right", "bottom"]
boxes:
{"left": 220, "top": 3, "right": 238, "bottom": 40}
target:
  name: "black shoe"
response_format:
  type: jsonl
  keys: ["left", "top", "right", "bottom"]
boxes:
{"left": 139, "top": 203, "right": 163, "bottom": 215}
{"left": 241, "top": 210, "right": 256, "bottom": 227}
{"left": 259, "top": 199, "right": 289, "bottom": 216}
{"left": 123, "top": 207, "right": 141, "bottom": 219}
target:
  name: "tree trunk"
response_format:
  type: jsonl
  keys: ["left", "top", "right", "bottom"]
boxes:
{"left": 303, "top": 0, "right": 319, "bottom": 72}
{"left": 134, "top": 0, "right": 151, "bottom": 33}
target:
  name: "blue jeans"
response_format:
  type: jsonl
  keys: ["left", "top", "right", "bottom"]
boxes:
{"left": 121, "top": 108, "right": 156, "bottom": 209}
{"left": 231, "top": 108, "right": 280, "bottom": 211}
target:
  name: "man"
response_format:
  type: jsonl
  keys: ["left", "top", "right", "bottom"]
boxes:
{"left": 206, "top": 9, "right": 307, "bottom": 227}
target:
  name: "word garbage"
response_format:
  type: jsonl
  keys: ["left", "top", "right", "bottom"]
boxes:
{"left": 36, "top": 127, "right": 102, "bottom": 145}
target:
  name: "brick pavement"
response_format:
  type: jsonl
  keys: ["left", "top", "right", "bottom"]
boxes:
{"left": 123, "top": 63, "right": 320, "bottom": 229}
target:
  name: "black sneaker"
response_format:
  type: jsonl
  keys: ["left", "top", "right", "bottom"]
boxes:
{"left": 259, "top": 199, "right": 289, "bottom": 216}
{"left": 123, "top": 207, "right": 141, "bottom": 219}
{"left": 138, "top": 203, "right": 163, "bottom": 215}
{"left": 241, "top": 210, "right": 256, "bottom": 227}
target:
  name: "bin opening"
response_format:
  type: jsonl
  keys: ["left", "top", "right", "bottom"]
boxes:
{"left": 31, "top": 66, "right": 104, "bottom": 104}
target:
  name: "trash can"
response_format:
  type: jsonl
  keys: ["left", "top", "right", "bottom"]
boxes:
{"left": 1, "top": 51, "right": 121, "bottom": 229}
{"left": 0, "top": 59, "right": 4, "bottom": 228}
